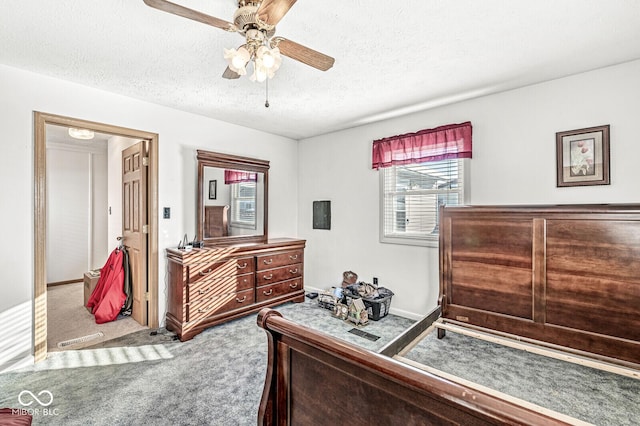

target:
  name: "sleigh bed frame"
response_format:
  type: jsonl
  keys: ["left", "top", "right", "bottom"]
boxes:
{"left": 257, "top": 204, "right": 640, "bottom": 425}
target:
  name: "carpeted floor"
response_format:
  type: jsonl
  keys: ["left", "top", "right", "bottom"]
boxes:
{"left": 6, "top": 296, "right": 638, "bottom": 425}
{"left": 402, "top": 329, "right": 640, "bottom": 426}
{"left": 47, "top": 283, "right": 146, "bottom": 352}
{"left": 0, "top": 297, "right": 414, "bottom": 425}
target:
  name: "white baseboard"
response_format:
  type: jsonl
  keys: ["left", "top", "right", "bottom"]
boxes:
{"left": 388, "top": 307, "right": 422, "bottom": 321}
{"left": 304, "top": 285, "right": 324, "bottom": 294}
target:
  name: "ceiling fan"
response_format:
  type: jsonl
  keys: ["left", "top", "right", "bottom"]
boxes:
{"left": 143, "top": 0, "right": 335, "bottom": 82}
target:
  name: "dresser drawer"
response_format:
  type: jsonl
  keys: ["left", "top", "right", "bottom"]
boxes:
{"left": 257, "top": 250, "right": 303, "bottom": 271}
{"left": 256, "top": 263, "right": 302, "bottom": 286}
{"left": 188, "top": 288, "right": 255, "bottom": 321}
{"left": 189, "top": 273, "right": 254, "bottom": 300}
{"left": 188, "top": 256, "right": 255, "bottom": 284}
{"left": 257, "top": 278, "right": 303, "bottom": 303}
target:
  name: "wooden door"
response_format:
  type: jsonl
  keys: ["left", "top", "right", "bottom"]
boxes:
{"left": 122, "top": 142, "right": 148, "bottom": 325}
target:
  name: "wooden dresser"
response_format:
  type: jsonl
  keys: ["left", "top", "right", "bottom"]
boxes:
{"left": 166, "top": 238, "right": 305, "bottom": 341}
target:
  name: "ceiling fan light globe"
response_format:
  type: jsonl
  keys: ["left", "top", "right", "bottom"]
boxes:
{"left": 257, "top": 46, "right": 281, "bottom": 71}
{"left": 224, "top": 47, "right": 250, "bottom": 75}
{"left": 231, "top": 56, "right": 248, "bottom": 71}
{"left": 271, "top": 47, "right": 282, "bottom": 68}
{"left": 251, "top": 64, "right": 268, "bottom": 83}
{"left": 262, "top": 54, "right": 275, "bottom": 69}
{"left": 237, "top": 46, "right": 251, "bottom": 61}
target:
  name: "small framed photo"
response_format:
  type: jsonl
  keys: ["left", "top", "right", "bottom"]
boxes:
{"left": 556, "top": 125, "right": 610, "bottom": 187}
{"left": 208, "top": 180, "right": 217, "bottom": 199}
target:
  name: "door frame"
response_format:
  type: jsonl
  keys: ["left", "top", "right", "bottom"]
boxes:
{"left": 33, "top": 112, "right": 159, "bottom": 362}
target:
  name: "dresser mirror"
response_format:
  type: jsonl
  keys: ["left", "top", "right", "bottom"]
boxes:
{"left": 197, "top": 150, "right": 269, "bottom": 245}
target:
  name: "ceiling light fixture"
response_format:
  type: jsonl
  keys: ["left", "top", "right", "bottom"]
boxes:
{"left": 224, "top": 28, "right": 282, "bottom": 83}
{"left": 143, "top": 0, "right": 334, "bottom": 108}
{"left": 143, "top": 0, "right": 335, "bottom": 87}
{"left": 68, "top": 128, "right": 95, "bottom": 140}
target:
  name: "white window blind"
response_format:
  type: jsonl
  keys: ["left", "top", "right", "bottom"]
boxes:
{"left": 380, "top": 159, "right": 464, "bottom": 246}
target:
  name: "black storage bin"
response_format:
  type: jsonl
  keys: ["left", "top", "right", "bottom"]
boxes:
{"left": 362, "top": 295, "right": 392, "bottom": 321}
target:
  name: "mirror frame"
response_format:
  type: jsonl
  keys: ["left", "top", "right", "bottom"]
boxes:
{"left": 197, "top": 149, "right": 269, "bottom": 245}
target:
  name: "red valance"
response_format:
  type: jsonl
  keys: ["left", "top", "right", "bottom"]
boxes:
{"left": 372, "top": 121, "right": 472, "bottom": 169}
{"left": 224, "top": 170, "right": 257, "bottom": 184}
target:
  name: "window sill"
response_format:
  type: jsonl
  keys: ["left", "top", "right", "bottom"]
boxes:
{"left": 380, "top": 235, "right": 439, "bottom": 248}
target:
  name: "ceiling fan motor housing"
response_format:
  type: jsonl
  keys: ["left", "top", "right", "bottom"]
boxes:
{"left": 234, "top": 4, "right": 276, "bottom": 37}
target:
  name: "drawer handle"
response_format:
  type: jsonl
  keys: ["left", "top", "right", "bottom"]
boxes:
{"left": 263, "top": 274, "right": 273, "bottom": 280}
{"left": 236, "top": 296, "right": 247, "bottom": 303}
{"left": 197, "top": 307, "right": 211, "bottom": 314}
{"left": 289, "top": 254, "right": 299, "bottom": 260}
{"left": 263, "top": 289, "right": 273, "bottom": 296}
{"left": 237, "top": 262, "right": 248, "bottom": 269}
{"left": 263, "top": 258, "right": 273, "bottom": 265}
{"left": 198, "top": 287, "right": 210, "bottom": 295}
{"left": 199, "top": 268, "right": 212, "bottom": 276}
{"left": 289, "top": 268, "right": 298, "bottom": 274}
{"left": 289, "top": 282, "right": 299, "bottom": 289}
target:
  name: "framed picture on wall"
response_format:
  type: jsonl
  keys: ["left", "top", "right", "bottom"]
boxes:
{"left": 209, "top": 180, "right": 217, "bottom": 199}
{"left": 556, "top": 125, "right": 610, "bottom": 187}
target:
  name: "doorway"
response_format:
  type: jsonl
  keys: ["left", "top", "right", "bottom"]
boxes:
{"left": 34, "top": 112, "right": 159, "bottom": 362}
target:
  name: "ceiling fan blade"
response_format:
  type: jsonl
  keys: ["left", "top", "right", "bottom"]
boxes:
{"left": 143, "top": 0, "right": 235, "bottom": 32}
{"left": 256, "top": 0, "right": 297, "bottom": 27}
{"left": 273, "top": 38, "right": 335, "bottom": 71}
{"left": 222, "top": 67, "right": 241, "bottom": 79}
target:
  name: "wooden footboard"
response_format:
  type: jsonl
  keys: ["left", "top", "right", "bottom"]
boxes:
{"left": 256, "top": 308, "right": 572, "bottom": 425}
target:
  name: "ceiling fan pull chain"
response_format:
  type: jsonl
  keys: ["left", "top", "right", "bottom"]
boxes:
{"left": 265, "top": 78, "right": 270, "bottom": 108}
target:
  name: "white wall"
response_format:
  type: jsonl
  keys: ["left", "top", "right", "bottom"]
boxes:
{"left": 0, "top": 64, "right": 298, "bottom": 371}
{"left": 203, "top": 167, "right": 228, "bottom": 208}
{"left": 298, "top": 59, "right": 640, "bottom": 320}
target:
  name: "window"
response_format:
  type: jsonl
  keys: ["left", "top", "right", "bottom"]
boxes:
{"left": 380, "top": 159, "right": 465, "bottom": 246}
{"left": 372, "top": 121, "right": 472, "bottom": 246}
{"left": 230, "top": 181, "right": 257, "bottom": 229}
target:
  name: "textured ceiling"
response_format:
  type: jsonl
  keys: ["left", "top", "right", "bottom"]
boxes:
{"left": 2, "top": 1, "right": 640, "bottom": 140}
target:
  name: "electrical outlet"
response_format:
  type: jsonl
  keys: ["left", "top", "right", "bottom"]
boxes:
{"left": 373, "top": 277, "right": 378, "bottom": 285}
{"left": 163, "top": 207, "right": 171, "bottom": 219}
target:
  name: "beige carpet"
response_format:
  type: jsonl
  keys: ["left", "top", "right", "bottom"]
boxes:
{"left": 47, "top": 282, "right": 147, "bottom": 352}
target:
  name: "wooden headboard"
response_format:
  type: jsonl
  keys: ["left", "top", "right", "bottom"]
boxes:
{"left": 439, "top": 204, "right": 640, "bottom": 366}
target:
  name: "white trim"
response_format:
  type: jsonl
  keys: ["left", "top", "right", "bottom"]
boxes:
{"left": 380, "top": 234, "right": 439, "bottom": 248}
{"left": 388, "top": 306, "right": 423, "bottom": 321}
